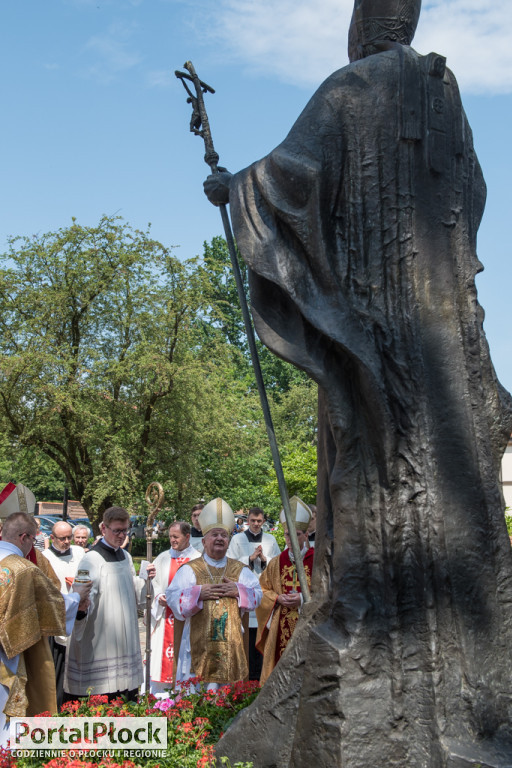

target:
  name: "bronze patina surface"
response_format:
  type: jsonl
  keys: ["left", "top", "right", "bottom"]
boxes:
{"left": 211, "top": 1, "right": 512, "bottom": 766}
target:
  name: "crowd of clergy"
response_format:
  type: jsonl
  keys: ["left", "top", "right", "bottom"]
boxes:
{"left": 0, "top": 481, "right": 316, "bottom": 746}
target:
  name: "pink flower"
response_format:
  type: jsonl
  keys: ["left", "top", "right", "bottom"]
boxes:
{"left": 152, "top": 697, "right": 175, "bottom": 712}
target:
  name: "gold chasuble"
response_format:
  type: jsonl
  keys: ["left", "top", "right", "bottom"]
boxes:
{"left": 35, "top": 549, "right": 62, "bottom": 590}
{"left": 187, "top": 558, "right": 249, "bottom": 683}
{"left": 0, "top": 554, "right": 65, "bottom": 717}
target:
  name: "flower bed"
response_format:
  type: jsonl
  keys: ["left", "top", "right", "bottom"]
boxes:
{"left": 1, "top": 679, "right": 258, "bottom": 768}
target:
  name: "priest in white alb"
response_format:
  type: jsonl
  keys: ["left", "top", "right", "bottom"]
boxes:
{"left": 148, "top": 521, "right": 201, "bottom": 695}
{"left": 42, "top": 519, "right": 86, "bottom": 708}
{"left": 64, "top": 506, "right": 155, "bottom": 701}
{"left": 166, "top": 498, "right": 262, "bottom": 689}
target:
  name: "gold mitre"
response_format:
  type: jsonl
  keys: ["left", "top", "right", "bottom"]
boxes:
{"left": 200, "top": 497, "right": 235, "bottom": 535}
{"left": 279, "top": 496, "right": 312, "bottom": 532}
{"left": 0, "top": 482, "right": 37, "bottom": 520}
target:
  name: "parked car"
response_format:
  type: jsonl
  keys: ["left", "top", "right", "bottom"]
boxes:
{"left": 33, "top": 516, "right": 55, "bottom": 535}
{"left": 129, "top": 515, "right": 147, "bottom": 538}
{"left": 34, "top": 514, "right": 93, "bottom": 537}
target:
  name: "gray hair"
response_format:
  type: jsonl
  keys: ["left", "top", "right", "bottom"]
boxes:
{"left": 73, "top": 525, "right": 90, "bottom": 536}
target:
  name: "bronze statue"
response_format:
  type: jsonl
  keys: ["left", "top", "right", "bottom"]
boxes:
{"left": 206, "top": 1, "right": 512, "bottom": 765}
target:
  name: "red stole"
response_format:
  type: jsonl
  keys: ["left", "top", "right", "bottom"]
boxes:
{"left": 26, "top": 546, "right": 37, "bottom": 564}
{"left": 157, "top": 553, "right": 190, "bottom": 682}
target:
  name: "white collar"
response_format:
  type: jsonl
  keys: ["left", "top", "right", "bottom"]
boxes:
{"left": 203, "top": 552, "right": 227, "bottom": 568}
{"left": 287, "top": 544, "right": 309, "bottom": 562}
{"left": 171, "top": 544, "right": 195, "bottom": 559}
{"left": 100, "top": 536, "right": 119, "bottom": 551}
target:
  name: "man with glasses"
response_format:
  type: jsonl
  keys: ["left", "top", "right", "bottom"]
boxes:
{"left": 64, "top": 506, "right": 155, "bottom": 702}
{"left": 43, "top": 521, "right": 86, "bottom": 707}
{"left": 189, "top": 504, "right": 204, "bottom": 552}
{"left": 168, "top": 498, "right": 262, "bottom": 690}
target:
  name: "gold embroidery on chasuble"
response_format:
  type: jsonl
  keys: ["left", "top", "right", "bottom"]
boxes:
{"left": 0, "top": 554, "right": 65, "bottom": 717}
{"left": 0, "top": 555, "right": 65, "bottom": 657}
{"left": 276, "top": 555, "right": 313, "bottom": 661}
{"left": 0, "top": 653, "right": 28, "bottom": 718}
{"left": 35, "top": 549, "right": 61, "bottom": 590}
{"left": 188, "top": 558, "right": 248, "bottom": 683}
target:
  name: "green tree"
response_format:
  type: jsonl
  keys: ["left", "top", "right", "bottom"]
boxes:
{"left": 195, "top": 236, "right": 319, "bottom": 517}
{"left": 0, "top": 216, "right": 215, "bottom": 529}
{"left": 0, "top": 440, "right": 65, "bottom": 501}
{"left": 199, "top": 236, "right": 314, "bottom": 395}
{"left": 0, "top": 225, "right": 319, "bottom": 530}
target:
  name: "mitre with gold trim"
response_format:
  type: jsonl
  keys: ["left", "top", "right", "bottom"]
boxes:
{"left": 279, "top": 496, "right": 312, "bottom": 532}
{"left": 199, "top": 497, "right": 235, "bottom": 535}
{"left": 0, "top": 482, "right": 37, "bottom": 520}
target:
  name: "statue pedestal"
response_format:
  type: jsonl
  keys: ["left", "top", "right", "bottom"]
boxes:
{"left": 444, "top": 739, "right": 512, "bottom": 768}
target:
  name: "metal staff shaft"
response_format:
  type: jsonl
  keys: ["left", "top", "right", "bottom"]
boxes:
{"left": 144, "top": 481, "right": 165, "bottom": 695}
{"left": 175, "top": 61, "right": 310, "bottom": 602}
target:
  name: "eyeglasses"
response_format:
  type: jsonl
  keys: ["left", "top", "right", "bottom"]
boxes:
{"left": 19, "top": 532, "right": 36, "bottom": 543}
{"left": 106, "top": 526, "right": 129, "bottom": 536}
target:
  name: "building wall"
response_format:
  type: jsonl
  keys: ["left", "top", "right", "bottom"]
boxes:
{"left": 36, "top": 500, "right": 87, "bottom": 520}
{"left": 502, "top": 437, "right": 512, "bottom": 510}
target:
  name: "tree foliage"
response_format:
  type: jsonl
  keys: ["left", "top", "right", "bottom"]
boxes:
{"left": 0, "top": 220, "right": 317, "bottom": 529}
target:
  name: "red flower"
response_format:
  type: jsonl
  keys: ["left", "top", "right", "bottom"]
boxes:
{"left": 0, "top": 746, "right": 14, "bottom": 768}
{"left": 88, "top": 694, "right": 109, "bottom": 705}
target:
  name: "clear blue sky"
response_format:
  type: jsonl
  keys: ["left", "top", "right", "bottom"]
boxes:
{"left": 2, "top": 0, "right": 511, "bottom": 389}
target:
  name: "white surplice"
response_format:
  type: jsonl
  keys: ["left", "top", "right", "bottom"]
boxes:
{"left": 148, "top": 544, "right": 201, "bottom": 694}
{"left": 64, "top": 545, "right": 146, "bottom": 696}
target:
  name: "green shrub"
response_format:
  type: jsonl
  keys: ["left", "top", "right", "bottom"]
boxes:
{"left": 130, "top": 537, "right": 169, "bottom": 557}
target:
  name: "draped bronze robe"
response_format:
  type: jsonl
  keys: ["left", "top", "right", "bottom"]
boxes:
{"left": 219, "top": 44, "right": 512, "bottom": 767}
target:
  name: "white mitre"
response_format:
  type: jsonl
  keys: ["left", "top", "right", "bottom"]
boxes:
{"left": 279, "top": 495, "right": 312, "bottom": 532}
{"left": 199, "top": 497, "right": 235, "bottom": 535}
{"left": 0, "top": 482, "right": 37, "bottom": 520}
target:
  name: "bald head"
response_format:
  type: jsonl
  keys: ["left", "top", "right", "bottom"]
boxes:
{"left": 51, "top": 521, "right": 73, "bottom": 552}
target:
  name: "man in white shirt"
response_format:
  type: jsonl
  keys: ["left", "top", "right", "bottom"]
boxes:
{"left": 148, "top": 521, "right": 201, "bottom": 695}
{"left": 72, "top": 525, "right": 90, "bottom": 550}
{"left": 227, "top": 507, "right": 281, "bottom": 680}
{"left": 43, "top": 521, "right": 86, "bottom": 708}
